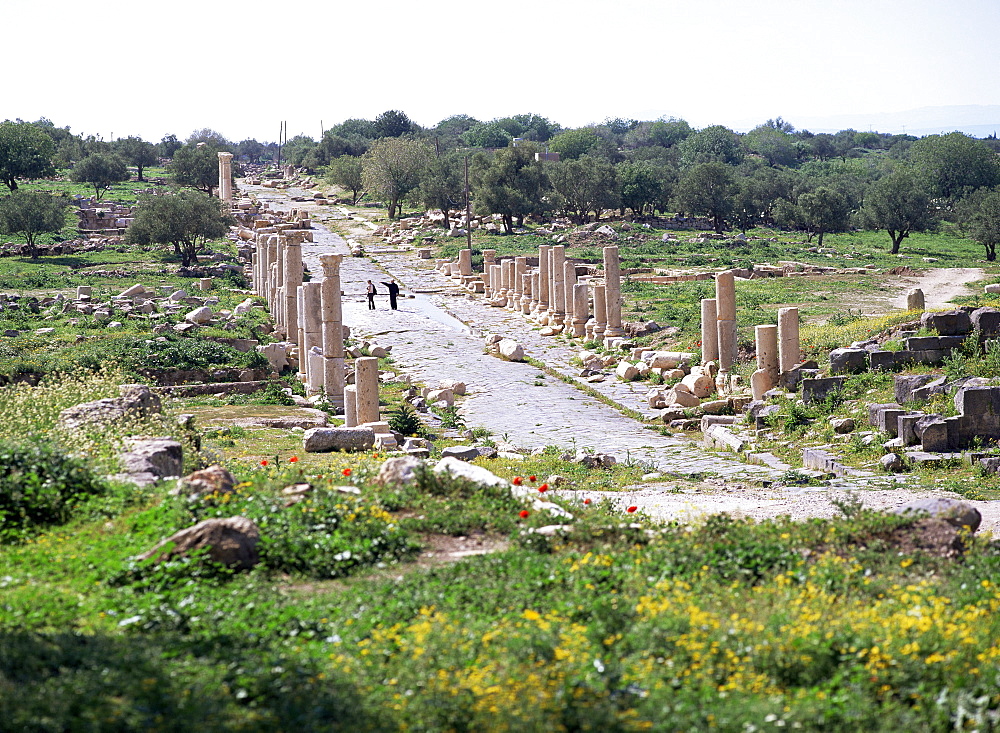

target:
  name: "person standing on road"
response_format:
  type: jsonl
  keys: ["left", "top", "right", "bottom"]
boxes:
{"left": 381, "top": 280, "right": 400, "bottom": 310}
{"left": 366, "top": 280, "right": 378, "bottom": 310}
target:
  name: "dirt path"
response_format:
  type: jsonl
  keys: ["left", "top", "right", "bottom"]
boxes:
{"left": 889, "top": 267, "right": 986, "bottom": 310}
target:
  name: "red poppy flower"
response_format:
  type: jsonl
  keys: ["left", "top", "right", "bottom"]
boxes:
{"left": 289, "top": 456, "right": 298, "bottom": 463}
{"left": 512, "top": 476, "right": 523, "bottom": 486}
{"left": 583, "top": 498, "right": 592, "bottom": 505}
{"left": 260, "top": 459, "right": 268, "bottom": 467}
{"left": 538, "top": 484, "right": 548, "bottom": 493}
{"left": 342, "top": 468, "right": 352, "bottom": 477}
{"left": 519, "top": 510, "right": 530, "bottom": 519}
{"left": 627, "top": 505, "right": 637, "bottom": 513}
{"left": 528, "top": 475, "right": 537, "bottom": 482}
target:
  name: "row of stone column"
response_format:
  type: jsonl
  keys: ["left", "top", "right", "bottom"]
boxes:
{"left": 699, "top": 269, "right": 801, "bottom": 399}
{"left": 476, "top": 244, "right": 624, "bottom": 346}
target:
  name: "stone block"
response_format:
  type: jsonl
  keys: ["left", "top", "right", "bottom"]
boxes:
{"left": 829, "top": 347, "right": 867, "bottom": 375}
{"left": 895, "top": 374, "right": 937, "bottom": 404}
{"left": 904, "top": 336, "right": 941, "bottom": 350}
{"left": 867, "top": 402, "right": 903, "bottom": 428}
{"left": 897, "top": 412, "right": 927, "bottom": 446}
{"left": 801, "top": 376, "right": 847, "bottom": 405}
{"left": 893, "top": 497, "right": 982, "bottom": 533}
{"left": 868, "top": 350, "right": 898, "bottom": 371}
{"left": 955, "top": 385, "right": 1000, "bottom": 416}
{"left": 921, "top": 309, "right": 971, "bottom": 336}
{"left": 440, "top": 445, "right": 480, "bottom": 461}
{"left": 303, "top": 427, "right": 376, "bottom": 452}
{"left": 972, "top": 307, "right": 1000, "bottom": 337}
{"left": 917, "top": 417, "right": 950, "bottom": 452}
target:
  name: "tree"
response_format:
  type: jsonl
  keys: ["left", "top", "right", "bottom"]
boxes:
{"left": 744, "top": 125, "right": 799, "bottom": 167}
{"left": 471, "top": 144, "right": 549, "bottom": 234}
{"left": 417, "top": 151, "right": 465, "bottom": 229}
{"left": 159, "top": 134, "right": 182, "bottom": 158}
{"left": 548, "top": 128, "right": 602, "bottom": 160}
{"left": 186, "top": 128, "right": 230, "bottom": 147}
{"left": 0, "top": 120, "right": 56, "bottom": 191}
{"left": 125, "top": 191, "right": 233, "bottom": 267}
{"left": 859, "top": 169, "right": 936, "bottom": 254}
{"left": 673, "top": 162, "right": 736, "bottom": 233}
{"left": 678, "top": 125, "right": 743, "bottom": 169}
{"left": 112, "top": 136, "right": 158, "bottom": 181}
{"left": 910, "top": 132, "right": 1000, "bottom": 202}
{"left": 361, "top": 138, "right": 433, "bottom": 219}
{"left": 171, "top": 143, "right": 222, "bottom": 195}
{"left": 796, "top": 187, "right": 852, "bottom": 245}
{"left": 548, "top": 155, "right": 619, "bottom": 223}
{"left": 616, "top": 160, "right": 662, "bottom": 218}
{"left": 0, "top": 190, "right": 69, "bottom": 259}
{"left": 326, "top": 156, "right": 365, "bottom": 204}
{"left": 623, "top": 117, "right": 693, "bottom": 150}
{"left": 463, "top": 122, "right": 512, "bottom": 149}
{"left": 70, "top": 153, "right": 129, "bottom": 201}
{"left": 959, "top": 187, "right": 1000, "bottom": 261}
{"left": 373, "top": 110, "right": 414, "bottom": 138}
{"left": 237, "top": 139, "right": 265, "bottom": 164}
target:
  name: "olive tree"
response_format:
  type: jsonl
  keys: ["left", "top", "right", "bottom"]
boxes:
{"left": 859, "top": 170, "right": 936, "bottom": 254}
{"left": 361, "top": 138, "right": 433, "bottom": 219}
{"left": 0, "top": 120, "right": 56, "bottom": 191}
{"left": 125, "top": 191, "right": 233, "bottom": 267}
{"left": 70, "top": 153, "right": 129, "bottom": 201}
{"left": 0, "top": 190, "right": 69, "bottom": 258}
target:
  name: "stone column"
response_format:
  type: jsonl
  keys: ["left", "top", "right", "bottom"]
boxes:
{"left": 296, "top": 286, "right": 307, "bottom": 380}
{"left": 520, "top": 272, "right": 532, "bottom": 314}
{"left": 700, "top": 298, "right": 719, "bottom": 365}
{"left": 563, "top": 260, "right": 577, "bottom": 325}
{"left": 715, "top": 270, "right": 737, "bottom": 371}
{"left": 530, "top": 270, "right": 540, "bottom": 313}
{"left": 602, "top": 246, "right": 624, "bottom": 338}
{"left": 283, "top": 239, "right": 302, "bottom": 342}
{"left": 592, "top": 284, "right": 607, "bottom": 340}
{"left": 751, "top": 324, "right": 779, "bottom": 400}
{"left": 571, "top": 282, "right": 589, "bottom": 337}
{"left": 514, "top": 256, "right": 527, "bottom": 310}
{"left": 267, "top": 236, "right": 279, "bottom": 312}
{"left": 355, "top": 356, "right": 380, "bottom": 425}
{"left": 217, "top": 152, "right": 233, "bottom": 204}
{"left": 536, "top": 244, "right": 550, "bottom": 318}
{"left": 778, "top": 307, "right": 800, "bottom": 374}
{"left": 499, "top": 259, "right": 511, "bottom": 304}
{"left": 490, "top": 264, "right": 502, "bottom": 301}
{"left": 458, "top": 248, "right": 472, "bottom": 278}
{"left": 343, "top": 385, "right": 358, "bottom": 427}
{"left": 320, "top": 254, "right": 345, "bottom": 410}
{"left": 483, "top": 250, "right": 496, "bottom": 297}
{"left": 301, "top": 282, "right": 324, "bottom": 393}
{"left": 550, "top": 245, "right": 566, "bottom": 326}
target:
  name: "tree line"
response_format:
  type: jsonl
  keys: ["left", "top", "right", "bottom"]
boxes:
{"left": 2, "top": 112, "right": 1000, "bottom": 261}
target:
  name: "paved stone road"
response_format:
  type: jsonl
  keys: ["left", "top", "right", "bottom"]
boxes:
{"left": 251, "top": 185, "right": 784, "bottom": 483}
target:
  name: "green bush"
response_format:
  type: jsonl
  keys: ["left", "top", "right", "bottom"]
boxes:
{"left": 0, "top": 440, "right": 108, "bottom": 541}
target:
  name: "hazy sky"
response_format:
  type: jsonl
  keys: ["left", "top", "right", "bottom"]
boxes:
{"left": 6, "top": 0, "right": 999, "bottom": 143}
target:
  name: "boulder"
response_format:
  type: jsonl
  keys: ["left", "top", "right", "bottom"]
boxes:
{"left": 185, "top": 306, "right": 214, "bottom": 325}
{"left": 59, "top": 384, "right": 162, "bottom": 431}
{"left": 173, "top": 464, "right": 235, "bottom": 498}
{"left": 376, "top": 456, "right": 424, "bottom": 486}
{"left": 426, "top": 388, "right": 455, "bottom": 406}
{"left": 440, "top": 445, "right": 481, "bottom": 461}
{"left": 433, "top": 456, "right": 508, "bottom": 487}
{"left": 615, "top": 361, "right": 639, "bottom": 381}
{"left": 137, "top": 516, "right": 260, "bottom": 570}
{"left": 893, "top": 498, "right": 982, "bottom": 533}
{"left": 498, "top": 339, "right": 525, "bottom": 361}
{"left": 118, "top": 438, "right": 184, "bottom": 481}
{"left": 303, "top": 426, "right": 376, "bottom": 452}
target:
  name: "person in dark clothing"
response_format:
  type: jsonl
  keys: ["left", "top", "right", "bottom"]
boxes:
{"left": 381, "top": 281, "right": 400, "bottom": 310}
{"left": 366, "top": 280, "right": 378, "bottom": 310}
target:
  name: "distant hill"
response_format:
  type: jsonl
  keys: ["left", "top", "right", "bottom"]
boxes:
{"left": 757, "top": 105, "right": 1000, "bottom": 139}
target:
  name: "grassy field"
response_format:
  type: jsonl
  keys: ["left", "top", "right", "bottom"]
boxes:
{"left": 4, "top": 191, "right": 1000, "bottom": 729}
